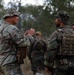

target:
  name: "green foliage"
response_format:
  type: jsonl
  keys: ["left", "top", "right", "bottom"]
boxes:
{"left": 21, "top": 5, "right": 56, "bottom": 36}
{"left": 1, "top": 0, "right": 74, "bottom": 37}
{"left": 0, "top": 0, "right": 5, "bottom": 19}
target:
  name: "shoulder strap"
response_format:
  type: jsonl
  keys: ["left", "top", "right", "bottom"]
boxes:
{"left": 33, "top": 38, "right": 44, "bottom": 48}
{"left": 1, "top": 25, "right": 9, "bottom": 36}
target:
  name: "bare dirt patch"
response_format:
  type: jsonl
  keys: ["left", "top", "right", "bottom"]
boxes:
{"left": 21, "top": 57, "right": 33, "bottom": 75}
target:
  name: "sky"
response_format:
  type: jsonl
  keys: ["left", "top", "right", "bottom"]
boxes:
{"left": 3, "top": 0, "right": 44, "bottom": 7}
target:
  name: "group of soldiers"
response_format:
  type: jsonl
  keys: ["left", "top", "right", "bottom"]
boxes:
{"left": 26, "top": 10, "right": 74, "bottom": 75}
{"left": 25, "top": 29, "right": 47, "bottom": 75}
{"left": 0, "top": 8, "right": 74, "bottom": 75}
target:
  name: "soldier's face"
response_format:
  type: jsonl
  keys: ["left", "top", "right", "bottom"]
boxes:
{"left": 55, "top": 18, "right": 60, "bottom": 28}
{"left": 12, "top": 16, "right": 19, "bottom": 24}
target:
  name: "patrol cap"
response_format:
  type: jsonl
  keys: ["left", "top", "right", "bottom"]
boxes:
{"left": 55, "top": 10, "right": 70, "bottom": 20}
{"left": 55, "top": 10, "right": 70, "bottom": 24}
{"left": 3, "top": 8, "right": 20, "bottom": 19}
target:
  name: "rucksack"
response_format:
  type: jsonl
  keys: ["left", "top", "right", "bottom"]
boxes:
{"left": 58, "top": 28, "right": 74, "bottom": 56}
{"left": 33, "top": 38, "right": 45, "bottom": 52}
{"left": 31, "top": 38, "right": 46, "bottom": 58}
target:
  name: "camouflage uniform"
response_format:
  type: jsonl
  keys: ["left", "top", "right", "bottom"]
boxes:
{"left": 26, "top": 34, "right": 35, "bottom": 60}
{"left": 30, "top": 37, "right": 47, "bottom": 75}
{"left": 44, "top": 11, "right": 74, "bottom": 75}
{"left": 0, "top": 8, "right": 29, "bottom": 75}
{"left": 0, "top": 62, "right": 23, "bottom": 75}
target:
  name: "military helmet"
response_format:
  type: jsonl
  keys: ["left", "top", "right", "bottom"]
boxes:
{"left": 55, "top": 10, "right": 70, "bottom": 19}
{"left": 55, "top": 10, "right": 70, "bottom": 24}
{"left": 3, "top": 8, "right": 20, "bottom": 19}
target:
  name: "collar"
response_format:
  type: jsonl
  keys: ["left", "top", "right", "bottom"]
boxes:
{"left": 1, "top": 19, "right": 10, "bottom": 26}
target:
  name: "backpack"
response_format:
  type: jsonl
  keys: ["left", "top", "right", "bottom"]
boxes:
{"left": 58, "top": 28, "right": 74, "bottom": 56}
{"left": 31, "top": 38, "right": 46, "bottom": 58}
{"left": 33, "top": 38, "right": 45, "bottom": 52}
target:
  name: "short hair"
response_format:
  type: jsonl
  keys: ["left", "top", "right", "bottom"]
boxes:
{"left": 36, "top": 31, "right": 42, "bottom": 36}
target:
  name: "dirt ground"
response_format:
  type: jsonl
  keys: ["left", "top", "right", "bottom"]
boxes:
{"left": 21, "top": 56, "right": 49, "bottom": 75}
{"left": 21, "top": 57, "right": 33, "bottom": 75}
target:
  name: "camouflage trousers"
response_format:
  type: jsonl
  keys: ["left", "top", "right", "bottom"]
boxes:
{"left": 31, "top": 55, "right": 44, "bottom": 74}
{"left": 0, "top": 62, "right": 23, "bottom": 75}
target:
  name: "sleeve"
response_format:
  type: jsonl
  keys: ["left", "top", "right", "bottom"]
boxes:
{"left": 3, "top": 25, "right": 30, "bottom": 47}
{"left": 43, "top": 40, "right": 47, "bottom": 53}
{"left": 44, "top": 31, "right": 59, "bottom": 68}
{"left": 48, "top": 31, "right": 58, "bottom": 50}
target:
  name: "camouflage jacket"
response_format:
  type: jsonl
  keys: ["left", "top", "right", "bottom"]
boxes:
{"left": 44, "top": 26, "right": 74, "bottom": 67}
{"left": 29, "top": 37, "right": 47, "bottom": 60}
{"left": 0, "top": 19, "right": 29, "bottom": 65}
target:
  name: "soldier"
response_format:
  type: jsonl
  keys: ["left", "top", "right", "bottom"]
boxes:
{"left": 30, "top": 31, "right": 47, "bottom": 75}
{"left": 44, "top": 10, "right": 74, "bottom": 75}
{"left": 0, "top": 8, "right": 30, "bottom": 75}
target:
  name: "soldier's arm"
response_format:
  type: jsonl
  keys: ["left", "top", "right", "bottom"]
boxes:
{"left": 6, "top": 25, "right": 30, "bottom": 59}
{"left": 43, "top": 40, "right": 47, "bottom": 53}
{"left": 48, "top": 31, "right": 58, "bottom": 50}
{"left": 27, "top": 43, "right": 33, "bottom": 60}
{"left": 44, "top": 31, "right": 58, "bottom": 67}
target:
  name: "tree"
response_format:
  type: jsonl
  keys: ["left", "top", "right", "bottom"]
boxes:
{"left": 0, "top": 0, "right": 5, "bottom": 19}
{"left": 4, "top": 0, "right": 74, "bottom": 37}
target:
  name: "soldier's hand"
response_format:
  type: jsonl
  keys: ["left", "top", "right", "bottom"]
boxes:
{"left": 30, "top": 60, "right": 32, "bottom": 64}
{"left": 45, "top": 67, "right": 49, "bottom": 72}
{"left": 45, "top": 67, "right": 52, "bottom": 75}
